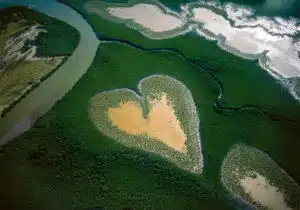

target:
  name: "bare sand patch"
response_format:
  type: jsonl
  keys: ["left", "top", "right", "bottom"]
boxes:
{"left": 190, "top": 7, "right": 300, "bottom": 78}
{"left": 240, "top": 171, "right": 292, "bottom": 210}
{"left": 221, "top": 144, "right": 300, "bottom": 210}
{"left": 108, "top": 93, "right": 187, "bottom": 152}
{"left": 107, "top": 4, "right": 184, "bottom": 32}
{"left": 84, "top": 1, "right": 192, "bottom": 39}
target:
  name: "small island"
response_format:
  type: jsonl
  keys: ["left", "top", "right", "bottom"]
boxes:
{"left": 89, "top": 75, "right": 203, "bottom": 174}
{"left": 221, "top": 144, "right": 300, "bottom": 210}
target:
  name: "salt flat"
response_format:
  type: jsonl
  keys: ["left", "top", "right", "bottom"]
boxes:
{"left": 240, "top": 172, "right": 292, "bottom": 210}
{"left": 107, "top": 4, "right": 184, "bottom": 32}
{"left": 191, "top": 7, "right": 300, "bottom": 78}
{"left": 221, "top": 144, "right": 300, "bottom": 210}
{"left": 85, "top": 1, "right": 192, "bottom": 39}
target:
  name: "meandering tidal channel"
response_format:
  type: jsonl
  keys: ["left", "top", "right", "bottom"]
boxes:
{"left": 0, "top": 0, "right": 298, "bottom": 147}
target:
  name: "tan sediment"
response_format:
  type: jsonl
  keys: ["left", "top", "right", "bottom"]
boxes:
{"left": 221, "top": 144, "right": 300, "bottom": 210}
{"left": 191, "top": 7, "right": 300, "bottom": 78}
{"left": 107, "top": 4, "right": 184, "bottom": 32}
{"left": 108, "top": 93, "right": 187, "bottom": 152}
{"left": 240, "top": 172, "right": 292, "bottom": 210}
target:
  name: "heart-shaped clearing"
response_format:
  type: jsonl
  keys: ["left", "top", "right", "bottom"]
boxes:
{"left": 89, "top": 75, "right": 203, "bottom": 174}
{"left": 108, "top": 93, "right": 187, "bottom": 152}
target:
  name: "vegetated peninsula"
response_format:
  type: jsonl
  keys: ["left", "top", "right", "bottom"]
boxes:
{"left": 0, "top": 7, "right": 80, "bottom": 117}
{"left": 221, "top": 144, "right": 300, "bottom": 210}
{"left": 89, "top": 75, "right": 203, "bottom": 174}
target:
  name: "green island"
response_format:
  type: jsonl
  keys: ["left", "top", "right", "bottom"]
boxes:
{"left": 0, "top": 37, "right": 299, "bottom": 209}
{"left": 89, "top": 75, "right": 203, "bottom": 174}
{"left": 221, "top": 144, "right": 300, "bottom": 210}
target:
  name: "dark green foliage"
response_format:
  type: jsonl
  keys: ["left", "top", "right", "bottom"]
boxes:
{"left": 1, "top": 39, "right": 300, "bottom": 209}
{"left": 58, "top": 0, "right": 300, "bottom": 121}
{"left": 1, "top": 1, "right": 300, "bottom": 209}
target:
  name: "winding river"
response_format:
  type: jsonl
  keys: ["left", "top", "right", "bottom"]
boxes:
{"left": 0, "top": 0, "right": 99, "bottom": 145}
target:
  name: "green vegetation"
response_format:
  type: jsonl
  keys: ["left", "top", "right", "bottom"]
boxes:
{"left": 59, "top": 0, "right": 300, "bottom": 181}
{"left": 0, "top": 6, "right": 80, "bottom": 117}
{"left": 0, "top": 7, "right": 80, "bottom": 57}
{"left": 0, "top": 42, "right": 233, "bottom": 210}
{"left": 89, "top": 75, "right": 203, "bottom": 174}
{"left": 61, "top": 0, "right": 300, "bottom": 122}
{"left": 1, "top": 39, "right": 300, "bottom": 209}
{"left": 1, "top": 1, "right": 300, "bottom": 209}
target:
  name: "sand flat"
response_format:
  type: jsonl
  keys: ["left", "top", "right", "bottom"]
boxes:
{"left": 107, "top": 4, "right": 184, "bottom": 32}
{"left": 221, "top": 144, "right": 300, "bottom": 210}
{"left": 240, "top": 172, "right": 292, "bottom": 210}
{"left": 191, "top": 7, "right": 300, "bottom": 78}
{"left": 108, "top": 93, "right": 187, "bottom": 152}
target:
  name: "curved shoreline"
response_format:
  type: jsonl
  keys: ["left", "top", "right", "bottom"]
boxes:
{"left": 89, "top": 75, "right": 203, "bottom": 174}
{"left": 58, "top": 0, "right": 300, "bottom": 123}
{"left": 221, "top": 144, "right": 300, "bottom": 210}
{"left": 84, "top": 0, "right": 194, "bottom": 40}
{"left": 0, "top": 0, "right": 99, "bottom": 146}
{"left": 98, "top": 37, "right": 299, "bottom": 125}
{"left": 1, "top": 0, "right": 298, "bottom": 146}
{"left": 85, "top": 0, "right": 300, "bottom": 101}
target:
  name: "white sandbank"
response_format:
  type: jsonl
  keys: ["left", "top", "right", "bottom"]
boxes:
{"left": 107, "top": 3, "right": 185, "bottom": 32}
{"left": 240, "top": 171, "right": 292, "bottom": 210}
{"left": 1, "top": 24, "right": 55, "bottom": 72}
{"left": 191, "top": 7, "right": 300, "bottom": 78}
{"left": 224, "top": 3, "right": 299, "bottom": 36}
{"left": 92, "top": 0, "right": 300, "bottom": 81}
